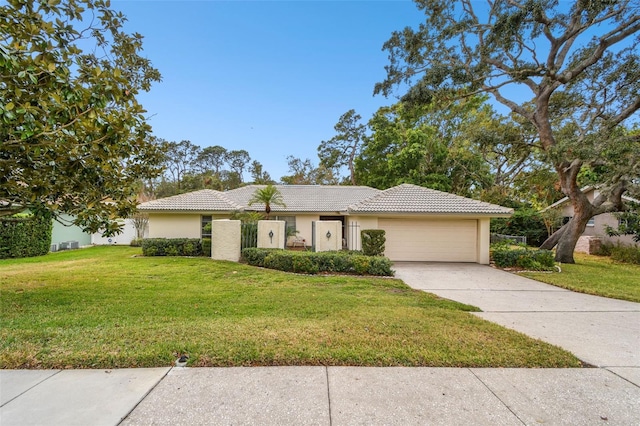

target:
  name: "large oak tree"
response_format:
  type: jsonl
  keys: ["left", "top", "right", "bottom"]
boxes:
{"left": 376, "top": 0, "right": 640, "bottom": 262}
{"left": 1, "top": 0, "right": 162, "bottom": 235}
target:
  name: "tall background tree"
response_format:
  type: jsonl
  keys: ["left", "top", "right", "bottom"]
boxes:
{"left": 317, "top": 109, "right": 366, "bottom": 185}
{"left": 375, "top": 0, "right": 640, "bottom": 262}
{"left": 0, "top": 0, "right": 163, "bottom": 235}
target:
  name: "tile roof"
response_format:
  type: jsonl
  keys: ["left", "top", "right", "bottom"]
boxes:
{"left": 137, "top": 189, "right": 243, "bottom": 211}
{"left": 348, "top": 184, "right": 513, "bottom": 215}
{"left": 137, "top": 184, "right": 512, "bottom": 216}
{"left": 225, "top": 185, "right": 381, "bottom": 213}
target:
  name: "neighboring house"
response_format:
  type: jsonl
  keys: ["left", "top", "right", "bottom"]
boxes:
{"left": 545, "top": 187, "right": 639, "bottom": 247}
{"left": 138, "top": 184, "right": 512, "bottom": 264}
{"left": 51, "top": 215, "right": 146, "bottom": 250}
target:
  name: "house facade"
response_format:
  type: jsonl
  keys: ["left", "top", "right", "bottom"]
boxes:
{"left": 546, "top": 187, "right": 638, "bottom": 247}
{"left": 137, "top": 184, "right": 513, "bottom": 264}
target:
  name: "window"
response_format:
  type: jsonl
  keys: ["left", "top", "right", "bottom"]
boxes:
{"left": 202, "top": 215, "right": 212, "bottom": 238}
{"left": 274, "top": 215, "right": 296, "bottom": 235}
{"left": 586, "top": 217, "right": 595, "bottom": 227}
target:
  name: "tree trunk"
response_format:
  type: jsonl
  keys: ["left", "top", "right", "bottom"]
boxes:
{"left": 539, "top": 222, "right": 568, "bottom": 250}
{"left": 554, "top": 212, "right": 591, "bottom": 263}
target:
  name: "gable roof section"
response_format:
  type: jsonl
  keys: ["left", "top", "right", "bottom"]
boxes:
{"left": 224, "top": 185, "right": 381, "bottom": 213}
{"left": 137, "top": 189, "right": 242, "bottom": 212}
{"left": 348, "top": 184, "right": 513, "bottom": 215}
{"left": 542, "top": 186, "right": 640, "bottom": 212}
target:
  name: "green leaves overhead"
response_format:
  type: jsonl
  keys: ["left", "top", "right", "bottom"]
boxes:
{"left": 1, "top": 0, "right": 162, "bottom": 235}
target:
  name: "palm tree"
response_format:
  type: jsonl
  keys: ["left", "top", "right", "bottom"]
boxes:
{"left": 247, "top": 185, "right": 286, "bottom": 219}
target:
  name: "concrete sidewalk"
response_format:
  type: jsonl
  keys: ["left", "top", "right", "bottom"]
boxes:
{"left": 2, "top": 366, "right": 640, "bottom": 425}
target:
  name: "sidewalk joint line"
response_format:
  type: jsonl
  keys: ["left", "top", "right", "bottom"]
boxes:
{"left": 469, "top": 368, "right": 526, "bottom": 425}
{"left": 325, "top": 366, "right": 333, "bottom": 426}
{"left": 0, "top": 369, "right": 61, "bottom": 408}
{"left": 117, "top": 367, "right": 172, "bottom": 426}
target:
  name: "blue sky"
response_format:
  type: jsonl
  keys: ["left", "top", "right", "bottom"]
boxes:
{"left": 112, "top": 1, "right": 426, "bottom": 181}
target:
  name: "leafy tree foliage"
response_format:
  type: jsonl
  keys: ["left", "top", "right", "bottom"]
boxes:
{"left": 376, "top": 0, "right": 640, "bottom": 262}
{"left": 318, "top": 109, "right": 366, "bottom": 185}
{"left": 1, "top": 0, "right": 163, "bottom": 235}
{"left": 355, "top": 100, "right": 492, "bottom": 197}
{"left": 248, "top": 160, "right": 274, "bottom": 185}
{"left": 280, "top": 156, "right": 338, "bottom": 185}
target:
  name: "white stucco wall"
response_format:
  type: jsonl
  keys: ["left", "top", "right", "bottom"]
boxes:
{"left": 292, "top": 214, "right": 319, "bottom": 244}
{"left": 477, "top": 218, "right": 491, "bottom": 264}
{"left": 211, "top": 220, "right": 241, "bottom": 262}
{"left": 314, "top": 221, "right": 342, "bottom": 252}
{"left": 148, "top": 213, "right": 200, "bottom": 239}
{"left": 91, "top": 218, "right": 144, "bottom": 245}
{"left": 257, "top": 220, "right": 286, "bottom": 249}
{"left": 347, "top": 216, "right": 378, "bottom": 251}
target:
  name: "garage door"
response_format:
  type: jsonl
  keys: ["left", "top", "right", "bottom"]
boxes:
{"left": 379, "top": 219, "right": 477, "bottom": 262}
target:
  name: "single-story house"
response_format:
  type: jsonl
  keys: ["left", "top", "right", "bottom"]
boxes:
{"left": 545, "top": 187, "right": 638, "bottom": 247}
{"left": 138, "top": 184, "right": 512, "bottom": 264}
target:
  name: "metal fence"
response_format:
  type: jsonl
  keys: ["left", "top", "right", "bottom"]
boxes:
{"left": 241, "top": 223, "right": 258, "bottom": 249}
{"left": 490, "top": 233, "right": 527, "bottom": 245}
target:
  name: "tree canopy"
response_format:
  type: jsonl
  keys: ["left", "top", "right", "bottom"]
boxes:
{"left": 376, "top": 0, "right": 640, "bottom": 262}
{"left": 247, "top": 184, "right": 286, "bottom": 219}
{"left": 1, "top": 0, "right": 162, "bottom": 235}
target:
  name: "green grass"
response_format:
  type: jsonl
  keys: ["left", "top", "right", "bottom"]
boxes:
{"left": 1, "top": 246, "right": 581, "bottom": 369}
{"left": 521, "top": 253, "right": 640, "bottom": 303}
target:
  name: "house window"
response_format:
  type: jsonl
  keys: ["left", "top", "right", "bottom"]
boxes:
{"left": 274, "top": 215, "right": 296, "bottom": 235}
{"left": 202, "top": 215, "right": 212, "bottom": 238}
{"left": 586, "top": 217, "right": 595, "bottom": 227}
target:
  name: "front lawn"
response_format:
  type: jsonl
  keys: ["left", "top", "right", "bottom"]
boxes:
{"left": 0, "top": 246, "right": 580, "bottom": 369}
{"left": 521, "top": 253, "right": 640, "bottom": 303}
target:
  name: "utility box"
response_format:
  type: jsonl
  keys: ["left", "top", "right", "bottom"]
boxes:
{"left": 257, "top": 220, "right": 286, "bottom": 249}
{"left": 312, "top": 220, "right": 342, "bottom": 252}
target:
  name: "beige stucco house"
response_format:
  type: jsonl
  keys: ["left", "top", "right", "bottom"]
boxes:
{"left": 546, "top": 187, "right": 638, "bottom": 247}
{"left": 137, "top": 184, "right": 513, "bottom": 264}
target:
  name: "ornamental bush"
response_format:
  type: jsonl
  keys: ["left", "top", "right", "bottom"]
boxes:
{"left": 491, "top": 243, "right": 555, "bottom": 271}
{"left": 0, "top": 212, "right": 52, "bottom": 259}
{"left": 361, "top": 229, "right": 386, "bottom": 256}
{"left": 242, "top": 248, "right": 394, "bottom": 276}
{"left": 141, "top": 238, "right": 203, "bottom": 257}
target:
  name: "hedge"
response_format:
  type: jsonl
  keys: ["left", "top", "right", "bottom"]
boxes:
{"left": 0, "top": 213, "right": 52, "bottom": 259}
{"left": 361, "top": 229, "right": 386, "bottom": 256}
{"left": 242, "top": 248, "right": 394, "bottom": 276}
{"left": 141, "top": 238, "right": 203, "bottom": 256}
{"left": 491, "top": 243, "right": 555, "bottom": 270}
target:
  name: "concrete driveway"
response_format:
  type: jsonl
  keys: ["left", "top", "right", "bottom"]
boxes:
{"left": 393, "top": 262, "right": 640, "bottom": 378}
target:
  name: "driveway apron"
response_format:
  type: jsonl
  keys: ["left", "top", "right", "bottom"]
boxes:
{"left": 393, "top": 262, "right": 640, "bottom": 380}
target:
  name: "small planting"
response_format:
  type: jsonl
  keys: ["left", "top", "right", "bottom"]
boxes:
{"left": 491, "top": 242, "right": 555, "bottom": 271}
{"left": 361, "top": 229, "right": 386, "bottom": 256}
{"left": 242, "top": 248, "right": 394, "bottom": 276}
{"left": 141, "top": 238, "right": 203, "bottom": 256}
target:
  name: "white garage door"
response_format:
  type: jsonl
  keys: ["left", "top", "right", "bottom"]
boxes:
{"left": 379, "top": 219, "right": 478, "bottom": 262}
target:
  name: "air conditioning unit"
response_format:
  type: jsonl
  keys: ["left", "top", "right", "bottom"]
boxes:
{"left": 59, "top": 241, "right": 70, "bottom": 250}
{"left": 50, "top": 244, "right": 58, "bottom": 252}
{"left": 69, "top": 241, "right": 79, "bottom": 249}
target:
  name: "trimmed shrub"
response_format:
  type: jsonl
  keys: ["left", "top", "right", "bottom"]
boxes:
{"left": 595, "top": 243, "right": 640, "bottom": 264}
{"left": 202, "top": 238, "right": 212, "bottom": 257}
{"left": 361, "top": 229, "right": 386, "bottom": 256}
{"left": 141, "top": 238, "right": 203, "bottom": 257}
{"left": 0, "top": 212, "right": 52, "bottom": 259}
{"left": 491, "top": 244, "right": 555, "bottom": 271}
{"left": 242, "top": 248, "right": 394, "bottom": 276}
